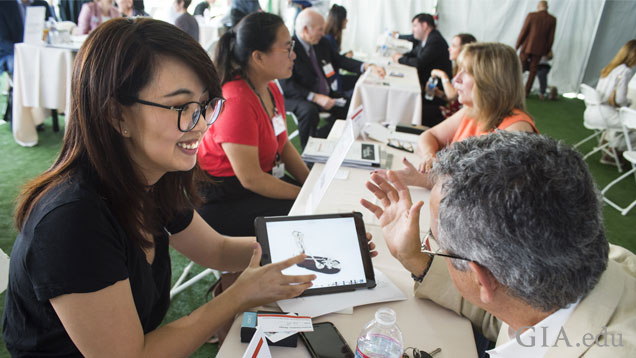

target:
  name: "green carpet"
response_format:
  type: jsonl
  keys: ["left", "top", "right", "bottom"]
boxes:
{"left": 0, "top": 82, "right": 634, "bottom": 357}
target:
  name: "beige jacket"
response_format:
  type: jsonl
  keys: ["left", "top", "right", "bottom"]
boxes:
{"left": 414, "top": 245, "right": 636, "bottom": 357}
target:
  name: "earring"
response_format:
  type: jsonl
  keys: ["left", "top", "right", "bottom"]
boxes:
{"left": 123, "top": 129, "right": 129, "bottom": 136}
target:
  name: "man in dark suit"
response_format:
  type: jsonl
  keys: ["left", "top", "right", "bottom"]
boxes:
{"left": 0, "top": 0, "right": 24, "bottom": 76}
{"left": 516, "top": 0, "right": 556, "bottom": 96}
{"left": 392, "top": 13, "right": 452, "bottom": 127}
{"left": 280, "top": 8, "right": 384, "bottom": 148}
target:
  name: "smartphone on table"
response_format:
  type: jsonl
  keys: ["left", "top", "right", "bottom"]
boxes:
{"left": 301, "top": 322, "right": 354, "bottom": 358}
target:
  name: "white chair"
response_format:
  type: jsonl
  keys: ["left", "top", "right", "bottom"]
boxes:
{"left": 575, "top": 84, "right": 623, "bottom": 172}
{"left": 170, "top": 262, "right": 220, "bottom": 299}
{"left": 287, "top": 111, "right": 300, "bottom": 140}
{"left": 601, "top": 107, "right": 636, "bottom": 215}
{"left": 0, "top": 249, "right": 10, "bottom": 294}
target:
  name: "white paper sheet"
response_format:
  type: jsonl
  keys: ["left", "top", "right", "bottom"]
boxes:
{"left": 276, "top": 269, "right": 407, "bottom": 318}
{"left": 24, "top": 7, "right": 46, "bottom": 45}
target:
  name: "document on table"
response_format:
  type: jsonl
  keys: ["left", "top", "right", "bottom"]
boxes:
{"left": 276, "top": 269, "right": 407, "bottom": 318}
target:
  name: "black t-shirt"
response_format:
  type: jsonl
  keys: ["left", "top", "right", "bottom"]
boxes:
{"left": 2, "top": 168, "right": 194, "bottom": 357}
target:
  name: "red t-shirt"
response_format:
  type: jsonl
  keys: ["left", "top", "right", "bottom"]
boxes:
{"left": 198, "top": 79, "right": 288, "bottom": 177}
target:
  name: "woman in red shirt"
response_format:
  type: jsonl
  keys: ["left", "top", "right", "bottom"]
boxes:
{"left": 197, "top": 12, "right": 309, "bottom": 236}
{"left": 382, "top": 43, "right": 538, "bottom": 189}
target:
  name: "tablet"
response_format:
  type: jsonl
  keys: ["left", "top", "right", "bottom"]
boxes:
{"left": 255, "top": 212, "right": 376, "bottom": 296}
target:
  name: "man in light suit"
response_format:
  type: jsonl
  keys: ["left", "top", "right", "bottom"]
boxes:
{"left": 280, "top": 8, "right": 382, "bottom": 148}
{"left": 392, "top": 13, "right": 452, "bottom": 127}
{"left": 363, "top": 131, "right": 635, "bottom": 356}
{"left": 516, "top": 0, "right": 557, "bottom": 96}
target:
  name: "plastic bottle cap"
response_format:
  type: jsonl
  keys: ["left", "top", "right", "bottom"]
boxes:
{"left": 374, "top": 307, "right": 396, "bottom": 326}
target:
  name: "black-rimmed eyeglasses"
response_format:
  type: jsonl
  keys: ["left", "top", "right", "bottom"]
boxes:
{"left": 421, "top": 229, "right": 474, "bottom": 262}
{"left": 272, "top": 40, "right": 295, "bottom": 59}
{"left": 133, "top": 97, "right": 225, "bottom": 132}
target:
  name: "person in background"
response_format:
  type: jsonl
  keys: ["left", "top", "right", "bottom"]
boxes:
{"left": 76, "top": 0, "right": 121, "bottom": 35}
{"left": 2, "top": 18, "right": 314, "bottom": 357}
{"left": 59, "top": 0, "right": 92, "bottom": 23}
{"left": 516, "top": 0, "right": 556, "bottom": 96}
{"left": 362, "top": 131, "right": 635, "bottom": 357}
{"left": 280, "top": 8, "right": 384, "bottom": 148}
{"left": 116, "top": 0, "right": 149, "bottom": 17}
{"left": 379, "top": 43, "right": 537, "bottom": 189}
{"left": 198, "top": 12, "right": 309, "bottom": 237}
{"left": 536, "top": 51, "right": 553, "bottom": 100}
{"left": 193, "top": 0, "right": 215, "bottom": 16}
{"left": 392, "top": 13, "right": 452, "bottom": 127}
{"left": 229, "top": 0, "right": 261, "bottom": 27}
{"left": 324, "top": 4, "right": 358, "bottom": 96}
{"left": 174, "top": 0, "right": 199, "bottom": 42}
{"left": 430, "top": 33, "right": 476, "bottom": 118}
{"left": 589, "top": 39, "right": 636, "bottom": 162}
{"left": 0, "top": 1, "right": 23, "bottom": 77}
{"left": 325, "top": 4, "right": 352, "bottom": 57}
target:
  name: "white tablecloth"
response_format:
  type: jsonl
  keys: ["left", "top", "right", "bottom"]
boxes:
{"left": 12, "top": 43, "right": 74, "bottom": 147}
{"left": 348, "top": 63, "right": 422, "bottom": 125}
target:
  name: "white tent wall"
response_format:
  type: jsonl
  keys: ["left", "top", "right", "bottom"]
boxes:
{"left": 319, "top": 0, "right": 634, "bottom": 94}
{"left": 581, "top": 0, "right": 636, "bottom": 87}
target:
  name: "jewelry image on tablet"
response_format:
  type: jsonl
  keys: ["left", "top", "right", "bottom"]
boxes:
{"left": 255, "top": 212, "right": 376, "bottom": 296}
{"left": 293, "top": 230, "right": 341, "bottom": 274}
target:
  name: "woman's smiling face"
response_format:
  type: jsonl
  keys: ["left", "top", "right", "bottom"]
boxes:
{"left": 121, "top": 56, "right": 211, "bottom": 185}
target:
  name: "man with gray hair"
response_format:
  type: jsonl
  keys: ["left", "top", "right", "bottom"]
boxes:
{"left": 362, "top": 131, "right": 635, "bottom": 356}
{"left": 280, "top": 8, "right": 383, "bottom": 148}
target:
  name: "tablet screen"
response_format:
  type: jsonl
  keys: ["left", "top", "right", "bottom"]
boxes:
{"left": 255, "top": 213, "right": 375, "bottom": 296}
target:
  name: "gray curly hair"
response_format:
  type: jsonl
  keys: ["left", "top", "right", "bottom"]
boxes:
{"left": 431, "top": 131, "right": 608, "bottom": 312}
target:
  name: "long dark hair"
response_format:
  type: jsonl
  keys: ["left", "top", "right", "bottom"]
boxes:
{"left": 15, "top": 18, "right": 222, "bottom": 249}
{"left": 214, "top": 12, "right": 285, "bottom": 85}
{"left": 325, "top": 4, "right": 347, "bottom": 51}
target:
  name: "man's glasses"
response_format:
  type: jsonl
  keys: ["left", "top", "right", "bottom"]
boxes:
{"left": 133, "top": 97, "right": 225, "bottom": 132}
{"left": 272, "top": 40, "right": 295, "bottom": 59}
{"left": 421, "top": 229, "right": 474, "bottom": 262}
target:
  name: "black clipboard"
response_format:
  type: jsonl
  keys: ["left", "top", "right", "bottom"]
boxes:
{"left": 254, "top": 212, "right": 376, "bottom": 297}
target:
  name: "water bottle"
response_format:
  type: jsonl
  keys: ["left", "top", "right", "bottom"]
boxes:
{"left": 47, "top": 18, "right": 59, "bottom": 45}
{"left": 424, "top": 76, "right": 438, "bottom": 101}
{"left": 381, "top": 44, "right": 388, "bottom": 57}
{"left": 355, "top": 307, "right": 403, "bottom": 358}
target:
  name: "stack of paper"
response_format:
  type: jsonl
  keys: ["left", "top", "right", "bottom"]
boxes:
{"left": 302, "top": 137, "right": 381, "bottom": 169}
{"left": 277, "top": 269, "right": 407, "bottom": 318}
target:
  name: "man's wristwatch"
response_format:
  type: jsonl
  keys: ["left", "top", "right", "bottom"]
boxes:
{"left": 411, "top": 256, "right": 434, "bottom": 283}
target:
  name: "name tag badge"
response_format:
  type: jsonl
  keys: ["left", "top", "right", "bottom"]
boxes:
{"left": 272, "top": 162, "right": 285, "bottom": 179}
{"left": 272, "top": 114, "right": 286, "bottom": 136}
{"left": 322, "top": 63, "right": 336, "bottom": 78}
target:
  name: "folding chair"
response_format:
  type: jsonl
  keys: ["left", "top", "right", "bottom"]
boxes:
{"left": 575, "top": 84, "right": 623, "bottom": 172}
{"left": 170, "top": 262, "right": 220, "bottom": 299}
{"left": 601, "top": 107, "right": 636, "bottom": 215}
{"left": 287, "top": 111, "right": 300, "bottom": 140}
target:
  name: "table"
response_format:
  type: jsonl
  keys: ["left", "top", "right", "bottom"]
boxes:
{"left": 348, "top": 63, "right": 422, "bottom": 126}
{"left": 12, "top": 43, "right": 75, "bottom": 147}
{"left": 217, "top": 121, "right": 477, "bottom": 357}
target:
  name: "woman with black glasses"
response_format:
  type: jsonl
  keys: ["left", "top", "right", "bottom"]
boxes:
{"left": 3, "top": 18, "right": 315, "bottom": 357}
{"left": 197, "top": 12, "right": 310, "bottom": 237}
